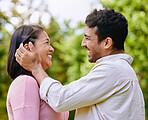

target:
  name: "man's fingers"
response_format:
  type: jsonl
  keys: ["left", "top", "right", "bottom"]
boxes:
{"left": 16, "top": 57, "right": 20, "bottom": 64}
{"left": 29, "top": 42, "right": 35, "bottom": 52}
{"left": 19, "top": 43, "right": 28, "bottom": 53}
{"left": 15, "top": 51, "right": 22, "bottom": 65}
{"left": 15, "top": 44, "right": 24, "bottom": 61}
{"left": 15, "top": 48, "right": 22, "bottom": 58}
{"left": 15, "top": 43, "right": 29, "bottom": 64}
{"left": 14, "top": 42, "right": 37, "bottom": 72}
{"left": 15, "top": 43, "right": 30, "bottom": 60}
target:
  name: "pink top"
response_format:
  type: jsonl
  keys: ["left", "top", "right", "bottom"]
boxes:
{"left": 6, "top": 75, "right": 69, "bottom": 120}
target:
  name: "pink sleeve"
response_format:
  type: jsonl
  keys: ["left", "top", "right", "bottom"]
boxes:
{"left": 10, "top": 76, "right": 40, "bottom": 120}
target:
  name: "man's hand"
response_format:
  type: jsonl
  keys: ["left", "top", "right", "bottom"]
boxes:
{"left": 15, "top": 42, "right": 41, "bottom": 72}
{"left": 15, "top": 42, "right": 48, "bottom": 85}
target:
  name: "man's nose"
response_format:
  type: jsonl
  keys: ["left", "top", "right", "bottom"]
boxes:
{"left": 81, "top": 39, "right": 86, "bottom": 47}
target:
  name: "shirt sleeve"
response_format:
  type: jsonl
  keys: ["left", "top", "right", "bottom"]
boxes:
{"left": 10, "top": 76, "right": 40, "bottom": 120}
{"left": 40, "top": 64, "right": 130, "bottom": 112}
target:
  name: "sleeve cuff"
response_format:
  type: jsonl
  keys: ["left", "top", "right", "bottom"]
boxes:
{"left": 40, "top": 77, "right": 58, "bottom": 102}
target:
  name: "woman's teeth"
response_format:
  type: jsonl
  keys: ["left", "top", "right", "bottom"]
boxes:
{"left": 48, "top": 55, "right": 52, "bottom": 58}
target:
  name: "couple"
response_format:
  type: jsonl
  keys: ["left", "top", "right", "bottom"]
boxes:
{"left": 7, "top": 9, "right": 145, "bottom": 120}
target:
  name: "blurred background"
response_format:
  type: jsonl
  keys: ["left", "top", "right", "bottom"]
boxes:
{"left": 0, "top": 0, "right": 147, "bottom": 119}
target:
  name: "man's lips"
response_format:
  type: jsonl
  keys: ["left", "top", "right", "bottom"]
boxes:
{"left": 87, "top": 51, "right": 91, "bottom": 54}
{"left": 85, "top": 47, "right": 91, "bottom": 56}
{"left": 85, "top": 47, "right": 91, "bottom": 52}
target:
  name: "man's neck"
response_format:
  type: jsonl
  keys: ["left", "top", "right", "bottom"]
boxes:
{"left": 110, "top": 49, "right": 124, "bottom": 55}
{"left": 101, "top": 49, "right": 124, "bottom": 59}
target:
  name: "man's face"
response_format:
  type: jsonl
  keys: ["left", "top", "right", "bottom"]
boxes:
{"left": 81, "top": 26, "right": 104, "bottom": 63}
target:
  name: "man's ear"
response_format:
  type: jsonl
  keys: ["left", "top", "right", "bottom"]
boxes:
{"left": 103, "top": 37, "right": 113, "bottom": 49}
{"left": 24, "top": 44, "right": 30, "bottom": 51}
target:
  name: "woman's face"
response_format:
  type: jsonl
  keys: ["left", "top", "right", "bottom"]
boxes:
{"left": 34, "top": 31, "right": 54, "bottom": 70}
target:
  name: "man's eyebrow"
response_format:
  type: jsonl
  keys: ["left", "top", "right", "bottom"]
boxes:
{"left": 84, "top": 34, "right": 90, "bottom": 37}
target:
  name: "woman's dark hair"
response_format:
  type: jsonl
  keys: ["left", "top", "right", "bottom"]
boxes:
{"left": 7, "top": 25, "right": 44, "bottom": 80}
{"left": 85, "top": 8, "right": 128, "bottom": 50}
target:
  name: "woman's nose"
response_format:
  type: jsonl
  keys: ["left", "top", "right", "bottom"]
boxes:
{"left": 50, "top": 46, "right": 54, "bottom": 52}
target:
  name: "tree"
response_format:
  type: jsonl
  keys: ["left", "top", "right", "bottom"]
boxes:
{"left": 0, "top": 11, "right": 12, "bottom": 120}
{"left": 100, "top": 0, "right": 148, "bottom": 119}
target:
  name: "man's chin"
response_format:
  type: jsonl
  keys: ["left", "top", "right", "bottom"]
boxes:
{"left": 88, "top": 58, "right": 95, "bottom": 63}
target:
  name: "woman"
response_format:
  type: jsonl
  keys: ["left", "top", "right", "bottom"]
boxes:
{"left": 7, "top": 25, "right": 69, "bottom": 120}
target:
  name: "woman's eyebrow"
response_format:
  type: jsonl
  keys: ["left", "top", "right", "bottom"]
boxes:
{"left": 44, "top": 38, "right": 50, "bottom": 41}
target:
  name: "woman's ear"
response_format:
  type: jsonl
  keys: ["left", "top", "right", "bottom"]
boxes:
{"left": 24, "top": 44, "right": 30, "bottom": 51}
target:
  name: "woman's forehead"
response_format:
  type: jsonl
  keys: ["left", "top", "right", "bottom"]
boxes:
{"left": 38, "top": 31, "right": 50, "bottom": 40}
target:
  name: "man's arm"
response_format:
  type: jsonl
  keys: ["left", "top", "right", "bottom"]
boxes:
{"left": 40, "top": 65, "right": 121, "bottom": 112}
{"left": 31, "top": 65, "right": 48, "bottom": 85}
{"left": 15, "top": 42, "right": 48, "bottom": 85}
{"left": 15, "top": 42, "right": 120, "bottom": 112}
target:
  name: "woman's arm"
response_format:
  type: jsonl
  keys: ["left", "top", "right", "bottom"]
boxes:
{"left": 9, "top": 75, "right": 40, "bottom": 120}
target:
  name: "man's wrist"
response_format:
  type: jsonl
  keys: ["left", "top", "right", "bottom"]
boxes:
{"left": 32, "top": 64, "right": 48, "bottom": 86}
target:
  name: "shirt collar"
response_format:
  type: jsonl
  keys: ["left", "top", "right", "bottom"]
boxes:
{"left": 96, "top": 53, "right": 133, "bottom": 65}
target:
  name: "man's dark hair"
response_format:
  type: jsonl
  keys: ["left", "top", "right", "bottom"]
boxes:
{"left": 85, "top": 9, "right": 128, "bottom": 50}
{"left": 7, "top": 25, "right": 44, "bottom": 80}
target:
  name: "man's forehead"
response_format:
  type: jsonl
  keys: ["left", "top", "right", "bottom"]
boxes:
{"left": 84, "top": 26, "right": 98, "bottom": 36}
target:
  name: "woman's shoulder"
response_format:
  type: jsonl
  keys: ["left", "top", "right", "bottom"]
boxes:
{"left": 10, "top": 75, "right": 39, "bottom": 92}
{"left": 15, "top": 75, "right": 35, "bottom": 81}
{"left": 7, "top": 75, "right": 39, "bottom": 100}
{"left": 14, "top": 75, "right": 37, "bottom": 85}
{"left": 7, "top": 75, "right": 41, "bottom": 110}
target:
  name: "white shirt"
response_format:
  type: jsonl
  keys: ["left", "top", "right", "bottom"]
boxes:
{"left": 40, "top": 54, "right": 145, "bottom": 120}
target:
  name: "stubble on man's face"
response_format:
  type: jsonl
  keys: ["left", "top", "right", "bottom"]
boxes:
{"left": 82, "top": 26, "right": 104, "bottom": 63}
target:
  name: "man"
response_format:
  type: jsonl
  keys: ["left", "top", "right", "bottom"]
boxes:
{"left": 15, "top": 9, "right": 145, "bottom": 120}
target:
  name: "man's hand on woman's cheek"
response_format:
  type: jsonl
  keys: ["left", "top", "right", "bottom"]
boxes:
{"left": 15, "top": 42, "right": 41, "bottom": 72}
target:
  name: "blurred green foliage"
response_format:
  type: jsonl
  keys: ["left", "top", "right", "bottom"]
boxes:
{"left": 0, "top": 0, "right": 147, "bottom": 120}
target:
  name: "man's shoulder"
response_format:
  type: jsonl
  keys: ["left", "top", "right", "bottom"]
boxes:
{"left": 92, "top": 60, "right": 116, "bottom": 71}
